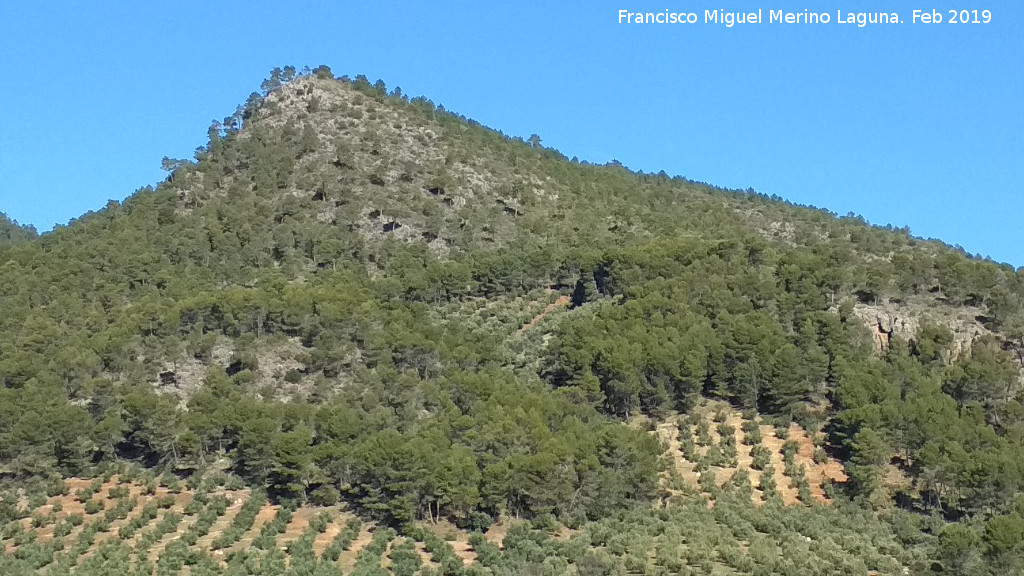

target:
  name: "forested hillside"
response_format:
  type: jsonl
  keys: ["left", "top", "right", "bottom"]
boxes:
{"left": 0, "top": 214, "right": 37, "bottom": 248}
{"left": 2, "top": 66, "right": 1024, "bottom": 575}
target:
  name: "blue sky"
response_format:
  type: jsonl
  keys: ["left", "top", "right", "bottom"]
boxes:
{"left": 1, "top": 1, "right": 1021, "bottom": 266}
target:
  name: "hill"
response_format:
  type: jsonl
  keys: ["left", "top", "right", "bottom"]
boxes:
{"left": 0, "top": 214, "right": 37, "bottom": 248}
{"left": 2, "top": 66, "right": 1024, "bottom": 574}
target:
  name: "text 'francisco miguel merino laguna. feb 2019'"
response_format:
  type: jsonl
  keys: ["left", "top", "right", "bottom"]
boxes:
{"left": 617, "top": 9, "right": 993, "bottom": 27}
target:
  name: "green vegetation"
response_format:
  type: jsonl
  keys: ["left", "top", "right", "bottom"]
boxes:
{"left": 210, "top": 492, "right": 265, "bottom": 549}
{"left": 321, "top": 517, "right": 361, "bottom": 562}
{"left": 1, "top": 66, "right": 1023, "bottom": 573}
{"left": 0, "top": 213, "right": 37, "bottom": 248}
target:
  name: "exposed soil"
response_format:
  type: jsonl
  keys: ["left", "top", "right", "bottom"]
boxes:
{"left": 760, "top": 424, "right": 801, "bottom": 506}
{"left": 275, "top": 505, "right": 315, "bottom": 550}
{"left": 725, "top": 412, "right": 764, "bottom": 506}
{"left": 484, "top": 521, "right": 509, "bottom": 548}
{"left": 337, "top": 522, "right": 375, "bottom": 572}
{"left": 146, "top": 512, "right": 200, "bottom": 564}
{"left": 654, "top": 404, "right": 847, "bottom": 508}
{"left": 192, "top": 495, "right": 247, "bottom": 551}
{"left": 655, "top": 419, "right": 701, "bottom": 492}
{"left": 224, "top": 502, "right": 280, "bottom": 558}
{"left": 312, "top": 513, "right": 344, "bottom": 558}
{"left": 415, "top": 539, "right": 441, "bottom": 568}
{"left": 449, "top": 534, "right": 478, "bottom": 565}
{"left": 519, "top": 295, "right": 570, "bottom": 333}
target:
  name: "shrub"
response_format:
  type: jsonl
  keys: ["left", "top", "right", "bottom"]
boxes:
{"left": 309, "top": 485, "right": 340, "bottom": 507}
{"left": 698, "top": 469, "right": 719, "bottom": 495}
{"left": 119, "top": 466, "right": 139, "bottom": 484}
{"left": 200, "top": 472, "right": 229, "bottom": 492}
{"left": 255, "top": 506, "right": 293, "bottom": 550}
{"left": 31, "top": 512, "right": 53, "bottom": 528}
{"left": 53, "top": 520, "right": 74, "bottom": 538}
{"left": 696, "top": 419, "right": 713, "bottom": 447}
{"left": 118, "top": 502, "right": 159, "bottom": 540}
{"left": 687, "top": 411, "right": 704, "bottom": 427}
{"left": 2, "top": 520, "right": 25, "bottom": 540}
{"left": 46, "top": 478, "right": 69, "bottom": 497}
{"left": 321, "top": 517, "right": 361, "bottom": 561}
{"left": 679, "top": 429, "right": 697, "bottom": 461}
{"left": 84, "top": 499, "right": 104, "bottom": 515}
{"left": 791, "top": 406, "right": 822, "bottom": 436}
{"left": 781, "top": 440, "right": 800, "bottom": 464}
{"left": 27, "top": 492, "right": 48, "bottom": 509}
{"left": 183, "top": 494, "right": 230, "bottom": 545}
{"left": 160, "top": 473, "right": 181, "bottom": 493}
{"left": 720, "top": 420, "right": 737, "bottom": 446}
{"left": 786, "top": 463, "right": 808, "bottom": 487}
{"left": 716, "top": 422, "right": 735, "bottom": 440}
{"left": 713, "top": 405, "right": 729, "bottom": 423}
{"left": 108, "top": 486, "right": 130, "bottom": 499}
{"left": 675, "top": 416, "right": 690, "bottom": 434}
{"left": 722, "top": 442, "right": 738, "bottom": 466}
{"left": 183, "top": 497, "right": 204, "bottom": 515}
{"left": 759, "top": 464, "right": 778, "bottom": 497}
{"left": 797, "top": 479, "right": 813, "bottom": 504}
{"left": 389, "top": 538, "right": 422, "bottom": 576}
{"left": 134, "top": 511, "right": 181, "bottom": 556}
{"left": 310, "top": 511, "right": 332, "bottom": 534}
{"left": 822, "top": 479, "right": 838, "bottom": 501}
{"left": 750, "top": 445, "right": 771, "bottom": 471}
{"left": 730, "top": 469, "right": 753, "bottom": 498}
{"left": 211, "top": 492, "right": 266, "bottom": 550}
{"left": 743, "top": 425, "right": 762, "bottom": 446}
{"left": 703, "top": 445, "right": 726, "bottom": 468}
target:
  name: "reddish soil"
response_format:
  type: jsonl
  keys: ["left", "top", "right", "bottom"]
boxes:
{"left": 146, "top": 511, "right": 200, "bottom": 563}
{"left": 274, "top": 505, "right": 315, "bottom": 551}
{"left": 655, "top": 419, "right": 700, "bottom": 495}
{"left": 449, "top": 534, "right": 478, "bottom": 565}
{"left": 419, "top": 519, "right": 499, "bottom": 565}
{"left": 725, "top": 413, "right": 764, "bottom": 506}
{"left": 414, "top": 540, "right": 441, "bottom": 568}
{"left": 224, "top": 502, "right": 279, "bottom": 558}
{"left": 484, "top": 521, "right": 510, "bottom": 548}
{"left": 73, "top": 483, "right": 193, "bottom": 562}
{"left": 312, "top": 513, "right": 344, "bottom": 557}
{"left": 519, "top": 295, "right": 570, "bottom": 333}
{"left": 337, "top": 522, "right": 375, "bottom": 572}
{"left": 760, "top": 424, "right": 801, "bottom": 506}
{"left": 192, "top": 494, "right": 247, "bottom": 551}
{"left": 654, "top": 404, "right": 847, "bottom": 508}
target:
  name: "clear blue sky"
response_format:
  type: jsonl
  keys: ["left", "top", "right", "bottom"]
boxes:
{"left": 1, "top": 1, "right": 1021, "bottom": 266}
